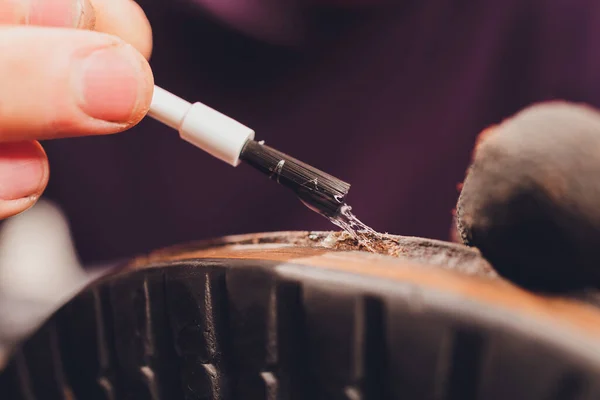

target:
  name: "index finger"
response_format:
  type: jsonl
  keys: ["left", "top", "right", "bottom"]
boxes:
{"left": 91, "top": 0, "right": 152, "bottom": 59}
{"left": 0, "top": 0, "right": 152, "bottom": 59}
{"left": 0, "top": 0, "right": 93, "bottom": 27}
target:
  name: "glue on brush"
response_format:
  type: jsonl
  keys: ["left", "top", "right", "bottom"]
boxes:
{"left": 147, "top": 85, "right": 351, "bottom": 219}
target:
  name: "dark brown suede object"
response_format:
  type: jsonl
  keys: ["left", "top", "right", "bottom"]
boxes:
{"left": 457, "top": 102, "right": 600, "bottom": 293}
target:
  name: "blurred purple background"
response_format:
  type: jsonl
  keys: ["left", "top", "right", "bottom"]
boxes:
{"left": 40, "top": 0, "right": 600, "bottom": 265}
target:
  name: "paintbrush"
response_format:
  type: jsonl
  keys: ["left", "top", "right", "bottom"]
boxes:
{"left": 147, "top": 85, "right": 351, "bottom": 219}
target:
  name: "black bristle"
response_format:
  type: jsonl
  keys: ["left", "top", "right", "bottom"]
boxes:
{"left": 239, "top": 140, "right": 351, "bottom": 218}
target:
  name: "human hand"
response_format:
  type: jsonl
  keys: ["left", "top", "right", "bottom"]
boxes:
{"left": 0, "top": 0, "right": 154, "bottom": 219}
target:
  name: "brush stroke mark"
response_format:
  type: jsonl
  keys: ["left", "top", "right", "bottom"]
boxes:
{"left": 270, "top": 160, "right": 285, "bottom": 183}
{"left": 301, "top": 178, "right": 320, "bottom": 192}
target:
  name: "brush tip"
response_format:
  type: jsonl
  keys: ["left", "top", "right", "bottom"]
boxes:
{"left": 240, "top": 140, "right": 351, "bottom": 218}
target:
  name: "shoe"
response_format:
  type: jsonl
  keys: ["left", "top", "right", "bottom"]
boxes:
{"left": 1, "top": 231, "right": 600, "bottom": 399}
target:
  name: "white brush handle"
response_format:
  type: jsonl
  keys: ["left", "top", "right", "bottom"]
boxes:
{"left": 147, "top": 86, "right": 255, "bottom": 166}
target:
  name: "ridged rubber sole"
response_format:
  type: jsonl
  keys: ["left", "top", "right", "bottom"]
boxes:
{"left": 2, "top": 255, "right": 600, "bottom": 399}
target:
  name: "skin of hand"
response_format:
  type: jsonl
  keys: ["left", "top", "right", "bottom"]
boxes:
{"left": 0, "top": 0, "right": 154, "bottom": 219}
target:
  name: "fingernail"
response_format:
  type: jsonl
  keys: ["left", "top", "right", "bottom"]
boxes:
{"left": 75, "top": 0, "right": 96, "bottom": 29}
{"left": 75, "top": 44, "right": 145, "bottom": 123}
{"left": 28, "top": 0, "right": 85, "bottom": 27}
{"left": 0, "top": 142, "right": 46, "bottom": 201}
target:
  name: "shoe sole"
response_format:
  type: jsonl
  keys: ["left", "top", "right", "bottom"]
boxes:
{"left": 2, "top": 231, "right": 600, "bottom": 399}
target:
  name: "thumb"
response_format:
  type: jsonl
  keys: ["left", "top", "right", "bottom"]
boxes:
{"left": 0, "top": 141, "right": 49, "bottom": 220}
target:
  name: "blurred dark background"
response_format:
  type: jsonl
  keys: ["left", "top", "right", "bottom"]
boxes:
{"left": 39, "top": 0, "right": 600, "bottom": 265}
